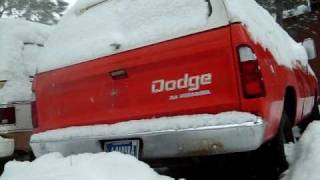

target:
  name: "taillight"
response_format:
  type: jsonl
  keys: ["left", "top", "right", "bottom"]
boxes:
{"left": 0, "top": 106, "right": 16, "bottom": 125}
{"left": 31, "top": 92, "right": 39, "bottom": 128}
{"left": 238, "top": 46, "right": 265, "bottom": 98}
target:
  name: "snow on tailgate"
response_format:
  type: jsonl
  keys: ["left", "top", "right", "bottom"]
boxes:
{"left": 0, "top": 152, "right": 173, "bottom": 180}
{"left": 37, "top": 0, "right": 209, "bottom": 72}
{"left": 31, "top": 112, "right": 261, "bottom": 142}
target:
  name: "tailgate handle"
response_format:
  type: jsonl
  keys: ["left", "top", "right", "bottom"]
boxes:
{"left": 110, "top": 69, "right": 128, "bottom": 80}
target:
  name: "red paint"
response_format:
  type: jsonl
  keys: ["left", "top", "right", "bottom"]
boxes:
{"left": 32, "top": 23, "right": 318, "bottom": 144}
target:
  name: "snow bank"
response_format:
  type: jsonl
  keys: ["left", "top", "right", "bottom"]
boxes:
{"left": 37, "top": 0, "right": 209, "bottom": 72}
{"left": 0, "top": 152, "right": 173, "bottom": 180}
{"left": 0, "top": 19, "right": 50, "bottom": 80}
{"left": 0, "top": 19, "right": 51, "bottom": 103}
{"left": 282, "top": 122, "right": 320, "bottom": 180}
{"left": 224, "top": 0, "right": 309, "bottom": 69}
{"left": 0, "top": 136, "right": 14, "bottom": 158}
{"left": 31, "top": 111, "right": 260, "bottom": 142}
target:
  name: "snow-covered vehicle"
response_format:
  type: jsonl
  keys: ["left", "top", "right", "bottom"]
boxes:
{"left": 0, "top": 19, "right": 50, "bottom": 158}
{"left": 30, "top": 0, "right": 318, "bottom": 177}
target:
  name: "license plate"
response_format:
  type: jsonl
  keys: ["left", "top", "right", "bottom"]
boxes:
{"left": 104, "top": 140, "right": 140, "bottom": 158}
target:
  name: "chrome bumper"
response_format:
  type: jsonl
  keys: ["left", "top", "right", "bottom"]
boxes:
{"left": 31, "top": 118, "right": 266, "bottom": 159}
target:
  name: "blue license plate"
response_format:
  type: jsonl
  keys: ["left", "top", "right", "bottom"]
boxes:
{"left": 104, "top": 140, "right": 140, "bottom": 158}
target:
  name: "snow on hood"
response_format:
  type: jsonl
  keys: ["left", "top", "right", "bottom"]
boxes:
{"left": 282, "top": 121, "right": 320, "bottom": 180}
{"left": 225, "top": 0, "right": 308, "bottom": 69}
{"left": 0, "top": 19, "right": 51, "bottom": 104}
{"left": 36, "top": 0, "right": 209, "bottom": 72}
{"left": 0, "top": 152, "right": 173, "bottom": 180}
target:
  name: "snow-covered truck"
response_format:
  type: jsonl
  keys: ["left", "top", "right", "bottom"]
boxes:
{"left": 30, "top": 0, "right": 318, "bottom": 176}
{"left": 0, "top": 19, "right": 50, "bottom": 159}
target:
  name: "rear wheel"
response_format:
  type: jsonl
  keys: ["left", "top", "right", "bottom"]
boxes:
{"left": 310, "top": 103, "right": 320, "bottom": 120}
{"left": 253, "top": 112, "right": 292, "bottom": 179}
{"left": 299, "top": 103, "right": 320, "bottom": 133}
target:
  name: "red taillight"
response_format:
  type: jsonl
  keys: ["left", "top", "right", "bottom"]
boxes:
{"left": 238, "top": 46, "right": 265, "bottom": 98}
{"left": 0, "top": 107, "right": 16, "bottom": 125}
{"left": 31, "top": 92, "right": 39, "bottom": 128}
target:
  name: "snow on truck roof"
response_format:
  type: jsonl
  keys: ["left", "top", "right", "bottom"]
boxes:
{"left": 37, "top": 0, "right": 308, "bottom": 73}
{"left": 0, "top": 19, "right": 51, "bottom": 104}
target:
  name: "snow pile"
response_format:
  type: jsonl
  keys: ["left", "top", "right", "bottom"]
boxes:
{"left": 0, "top": 19, "right": 51, "bottom": 103}
{"left": 225, "top": 0, "right": 308, "bottom": 69}
{"left": 283, "top": 5, "right": 311, "bottom": 19}
{"left": 0, "top": 152, "right": 173, "bottom": 180}
{"left": 31, "top": 111, "right": 261, "bottom": 142}
{"left": 283, "top": 122, "right": 320, "bottom": 180}
{"left": 37, "top": 0, "right": 209, "bottom": 72}
{"left": 0, "top": 136, "right": 14, "bottom": 158}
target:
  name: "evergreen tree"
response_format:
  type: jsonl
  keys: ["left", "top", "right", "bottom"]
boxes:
{"left": 256, "top": 0, "right": 318, "bottom": 38}
{"left": 0, "top": 0, "right": 68, "bottom": 25}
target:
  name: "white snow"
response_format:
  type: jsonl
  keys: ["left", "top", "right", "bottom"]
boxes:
{"left": 36, "top": 0, "right": 308, "bottom": 73}
{"left": 282, "top": 121, "right": 320, "bottom": 180}
{"left": 0, "top": 152, "right": 173, "bottom": 180}
{"left": 0, "top": 136, "right": 14, "bottom": 158}
{"left": 0, "top": 19, "right": 51, "bottom": 104}
{"left": 31, "top": 111, "right": 260, "bottom": 142}
{"left": 36, "top": 0, "right": 209, "bottom": 72}
{"left": 224, "top": 0, "right": 309, "bottom": 69}
{"left": 283, "top": 5, "right": 311, "bottom": 19}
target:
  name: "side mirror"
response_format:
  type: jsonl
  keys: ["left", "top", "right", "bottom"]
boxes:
{"left": 302, "top": 38, "right": 317, "bottom": 60}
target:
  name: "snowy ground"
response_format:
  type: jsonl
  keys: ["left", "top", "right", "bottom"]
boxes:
{"left": 282, "top": 121, "right": 320, "bottom": 180}
{"left": 0, "top": 152, "right": 173, "bottom": 180}
{"left": 0, "top": 137, "right": 14, "bottom": 158}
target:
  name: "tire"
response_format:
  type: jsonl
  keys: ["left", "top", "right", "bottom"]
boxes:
{"left": 310, "top": 103, "right": 320, "bottom": 120}
{"left": 299, "top": 103, "right": 320, "bottom": 133}
{"left": 252, "top": 112, "right": 292, "bottom": 179}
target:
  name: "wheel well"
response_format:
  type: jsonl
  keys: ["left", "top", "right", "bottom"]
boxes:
{"left": 283, "top": 87, "right": 297, "bottom": 126}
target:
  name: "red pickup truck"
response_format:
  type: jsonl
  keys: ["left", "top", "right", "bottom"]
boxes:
{"left": 30, "top": 0, "right": 318, "bottom": 176}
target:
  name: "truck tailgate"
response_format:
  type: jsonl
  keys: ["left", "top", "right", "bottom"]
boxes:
{"left": 34, "top": 26, "right": 241, "bottom": 131}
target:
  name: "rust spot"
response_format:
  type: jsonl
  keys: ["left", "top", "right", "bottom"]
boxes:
{"left": 179, "top": 140, "right": 225, "bottom": 156}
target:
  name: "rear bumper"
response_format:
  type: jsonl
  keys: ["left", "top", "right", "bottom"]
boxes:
{"left": 31, "top": 116, "right": 266, "bottom": 159}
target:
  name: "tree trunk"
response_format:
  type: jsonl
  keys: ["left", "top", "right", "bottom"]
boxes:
{"left": 275, "top": 0, "right": 284, "bottom": 25}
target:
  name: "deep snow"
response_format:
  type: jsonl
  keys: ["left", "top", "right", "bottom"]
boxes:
{"left": 36, "top": 0, "right": 209, "bottom": 72}
{"left": 37, "top": 0, "right": 309, "bottom": 73}
{"left": 0, "top": 19, "right": 50, "bottom": 80}
{"left": 282, "top": 121, "right": 320, "bottom": 180}
{"left": 0, "top": 19, "right": 51, "bottom": 104}
{"left": 0, "top": 152, "right": 173, "bottom": 180}
{"left": 0, "top": 136, "right": 14, "bottom": 158}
